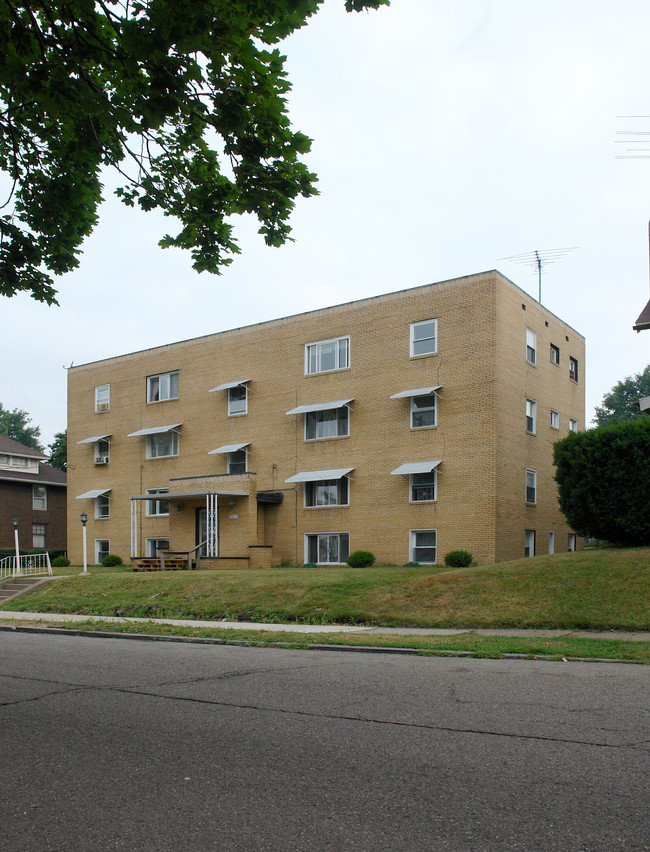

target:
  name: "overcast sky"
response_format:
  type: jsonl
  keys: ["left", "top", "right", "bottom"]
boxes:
{"left": 3, "top": 0, "right": 650, "bottom": 449}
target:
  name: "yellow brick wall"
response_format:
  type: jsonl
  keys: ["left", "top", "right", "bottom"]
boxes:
{"left": 67, "top": 271, "right": 585, "bottom": 566}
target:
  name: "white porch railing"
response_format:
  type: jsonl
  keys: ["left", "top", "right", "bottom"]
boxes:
{"left": 0, "top": 553, "right": 53, "bottom": 582}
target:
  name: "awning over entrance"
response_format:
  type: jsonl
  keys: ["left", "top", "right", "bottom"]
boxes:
{"left": 390, "top": 386, "right": 442, "bottom": 399}
{"left": 127, "top": 423, "right": 182, "bottom": 437}
{"left": 208, "top": 442, "right": 251, "bottom": 455}
{"left": 76, "top": 433, "right": 112, "bottom": 445}
{"left": 76, "top": 488, "right": 112, "bottom": 499}
{"left": 391, "top": 461, "right": 442, "bottom": 476}
{"left": 209, "top": 379, "right": 251, "bottom": 392}
{"left": 285, "top": 468, "right": 354, "bottom": 483}
{"left": 285, "top": 399, "right": 354, "bottom": 416}
{"left": 130, "top": 488, "right": 249, "bottom": 501}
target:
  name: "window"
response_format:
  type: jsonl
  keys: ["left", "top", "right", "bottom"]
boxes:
{"left": 526, "top": 398, "right": 537, "bottom": 433}
{"left": 550, "top": 344, "right": 560, "bottom": 365}
{"left": 411, "top": 394, "right": 436, "bottom": 428}
{"left": 409, "top": 529, "right": 437, "bottom": 564}
{"left": 305, "top": 407, "right": 349, "bottom": 440}
{"left": 569, "top": 418, "right": 578, "bottom": 433}
{"left": 11, "top": 456, "right": 27, "bottom": 468}
{"left": 526, "top": 469, "right": 537, "bottom": 504}
{"left": 569, "top": 357, "right": 578, "bottom": 382}
{"left": 548, "top": 531, "right": 555, "bottom": 555}
{"left": 95, "top": 494, "right": 110, "bottom": 519}
{"left": 32, "top": 524, "right": 46, "bottom": 549}
{"left": 228, "top": 449, "right": 247, "bottom": 474}
{"left": 305, "top": 478, "right": 349, "bottom": 507}
{"left": 146, "top": 488, "right": 169, "bottom": 516}
{"left": 306, "top": 532, "right": 350, "bottom": 564}
{"left": 95, "top": 539, "right": 110, "bottom": 564}
{"left": 525, "top": 529, "right": 536, "bottom": 558}
{"left": 146, "top": 537, "right": 169, "bottom": 557}
{"left": 410, "top": 471, "right": 436, "bottom": 502}
{"left": 32, "top": 485, "right": 47, "bottom": 510}
{"left": 410, "top": 319, "right": 437, "bottom": 356}
{"left": 305, "top": 336, "right": 349, "bottom": 375}
{"left": 550, "top": 409, "right": 560, "bottom": 429}
{"left": 147, "top": 430, "right": 179, "bottom": 458}
{"left": 228, "top": 385, "right": 247, "bottom": 416}
{"left": 568, "top": 533, "right": 576, "bottom": 552}
{"left": 95, "top": 439, "right": 110, "bottom": 465}
{"left": 147, "top": 371, "right": 179, "bottom": 402}
{"left": 526, "top": 328, "right": 537, "bottom": 364}
{"left": 95, "top": 384, "right": 110, "bottom": 412}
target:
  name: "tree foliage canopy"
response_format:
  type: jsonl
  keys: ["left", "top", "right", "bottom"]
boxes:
{"left": 48, "top": 429, "right": 66, "bottom": 470}
{"left": 593, "top": 365, "right": 650, "bottom": 426}
{"left": 553, "top": 419, "right": 650, "bottom": 546}
{"left": 0, "top": 402, "right": 42, "bottom": 449}
{"left": 0, "top": 0, "right": 388, "bottom": 304}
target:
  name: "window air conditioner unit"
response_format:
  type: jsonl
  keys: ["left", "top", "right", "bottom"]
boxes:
{"left": 97, "top": 402, "right": 109, "bottom": 412}
{"left": 95, "top": 457, "right": 109, "bottom": 465}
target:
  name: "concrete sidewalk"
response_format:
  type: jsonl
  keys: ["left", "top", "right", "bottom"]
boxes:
{"left": 0, "top": 611, "right": 647, "bottom": 641}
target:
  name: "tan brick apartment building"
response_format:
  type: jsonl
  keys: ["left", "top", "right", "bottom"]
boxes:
{"left": 67, "top": 271, "right": 585, "bottom": 567}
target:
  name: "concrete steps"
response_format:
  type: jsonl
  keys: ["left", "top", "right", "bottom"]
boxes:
{"left": 0, "top": 576, "right": 46, "bottom": 604}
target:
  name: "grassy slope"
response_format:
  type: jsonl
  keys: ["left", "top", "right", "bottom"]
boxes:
{"left": 2, "top": 547, "right": 649, "bottom": 630}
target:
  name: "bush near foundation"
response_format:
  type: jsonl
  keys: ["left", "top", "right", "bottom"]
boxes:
{"left": 102, "top": 554, "right": 123, "bottom": 567}
{"left": 52, "top": 556, "right": 71, "bottom": 567}
{"left": 443, "top": 550, "right": 473, "bottom": 568}
{"left": 553, "top": 418, "right": 650, "bottom": 546}
{"left": 346, "top": 550, "right": 376, "bottom": 568}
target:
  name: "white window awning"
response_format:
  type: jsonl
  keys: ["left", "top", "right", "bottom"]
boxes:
{"left": 76, "top": 488, "right": 112, "bottom": 499}
{"left": 390, "top": 386, "right": 442, "bottom": 399}
{"left": 285, "top": 398, "right": 354, "bottom": 416}
{"left": 208, "top": 442, "right": 251, "bottom": 455}
{"left": 209, "top": 379, "right": 251, "bottom": 393}
{"left": 128, "top": 423, "right": 182, "bottom": 437}
{"left": 285, "top": 467, "right": 354, "bottom": 483}
{"left": 76, "top": 433, "right": 112, "bottom": 445}
{"left": 391, "top": 460, "right": 442, "bottom": 476}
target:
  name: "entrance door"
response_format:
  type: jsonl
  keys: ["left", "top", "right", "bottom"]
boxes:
{"left": 196, "top": 508, "right": 207, "bottom": 556}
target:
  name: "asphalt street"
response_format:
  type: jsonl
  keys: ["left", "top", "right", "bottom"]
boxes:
{"left": 0, "top": 631, "right": 647, "bottom": 851}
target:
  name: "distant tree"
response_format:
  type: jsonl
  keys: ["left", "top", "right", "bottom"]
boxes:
{"left": 0, "top": 0, "right": 389, "bottom": 304}
{"left": 593, "top": 365, "right": 650, "bottom": 426}
{"left": 48, "top": 430, "right": 67, "bottom": 471}
{"left": 553, "top": 419, "right": 650, "bottom": 546}
{"left": 0, "top": 403, "right": 42, "bottom": 450}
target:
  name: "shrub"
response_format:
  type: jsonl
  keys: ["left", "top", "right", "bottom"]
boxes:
{"left": 346, "top": 550, "right": 375, "bottom": 568}
{"left": 402, "top": 561, "right": 420, "bottom": 567}
{"left": 102, "top": 554, "right": 123, "bottom": 567}
{"left": 444, "top": 550, "right": 473, "bottom": 568}
{"left": 302, "top": 562, "right": 317, "bottom": 569}
{"left": 52, "top": 555, "right": 71, "bottom": 567}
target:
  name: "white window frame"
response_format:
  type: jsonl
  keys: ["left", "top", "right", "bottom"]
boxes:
{"left": 569, "top": 418, "right": 578, "bottom": 433}
{"left": 304, "top": 478, "right": 349, "bottom": 508}
{"left": 147, "top": 371, "right": 179, "bottom": 403}
{"left": 305, "top": 532, "right": 350, "bottom": 565}
{"left": 550, "top": 344, "right": 560, "bottom": 365}
{"left": 11, "top": 456, "right": 28, "bottom": 468}
{"left": 95, "top": 494, "right": 110, "bottom": 519}
{"left": 146, "top": 430, "right": 179, "bottom": 459}
{"left": 95, "top": 539, "right": 110, "bottom": 564}
{"left": 568, "top": 533, "right": 576, "bottom": 552}
{"left": 526, "top": 328, "right": 537, "bottom": 365}
{"left": 228, "top": 385, "right": 248, "bottom": 416}
{"left": 525, "top": 529, "right": 536, "bottom": 558}
{"left": 410, "top": 393, "right": 437, "bottom": 429}
{"left": 32, "top": 523, "right": 46, "bottom": 549}
{"left": 32, "top": 485, "right": 47, "bottom": 510}
{"left": 304, "top": 407, "right": 349, "bottom": 441}
{"left": 146, "top": 537, "right": 170, "bottom": 557}
{"left": 146, "top": 488, "right": 170, "bottom": 516}
{"left": 526, "top": 398, "right": 537, "bottom": 434}
{"left": 95, "top": 438, "right": 110, "bottom": 465}
{"left": 227, "top": 448, "right": 247, "bottom": 474}
{"left": 95, "top": 384, "right": 110, "bottom": 412}
{"left": 569, "top": 357, "right": 578, "bottom": 382}
{"left": 410, "top": 318, "right": 438, "bottom": 357}
{"left": 305, "top": 336, "right": 350, "bottom": 375}
{"left": 409, "top": 529, "right": 437, "bottom": 564}
{"left": 526, "top": 469, "right": 537, "bottom": 504}
{"left": 550, "top": 409, "right": 560, "bottom": 429}
{"left": 410, "top": 471, "right": 437, "bottom": 503}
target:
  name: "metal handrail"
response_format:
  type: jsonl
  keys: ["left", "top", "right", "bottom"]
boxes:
{"left": 0, "top": 553, "right": 52, "bottom": 581}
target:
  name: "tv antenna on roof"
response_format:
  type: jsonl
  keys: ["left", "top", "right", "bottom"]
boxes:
{"left": 615, "top": 115, "right": 650, "bottom": 159}
{"left": 498, "top": 247, "right": 577, "bottom": 304}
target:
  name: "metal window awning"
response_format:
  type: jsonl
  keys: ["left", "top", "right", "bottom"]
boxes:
{"left": 391, "top": 460, "right": 442, "bottom": 476}
{"left": 131, "top": 488, "right": 249, "bottom": 500}
{"left": 76, "top": 488, "right": 112, "bottom": 499}
{"left": 128, "top": 424, "right": 182, "bottom": 437}
{"left": 76, "top": 433, "right": 112, "bottom": 445}
{"left": 208, "top": 442, "right": 251, "bottom": 455}
{"left": 209, "top": 379, "right": 251, "bottom": 392}
{"left": 285, "top": 467, "right": 354, "bottom": 483}
{"left": 390, "top": 386, "right": 442, "bottom": 399}
{"left": 285, "top": 398, "right": 354, "bottom": 416}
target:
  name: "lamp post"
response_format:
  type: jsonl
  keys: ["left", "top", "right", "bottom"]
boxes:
{"left": 12, "top": 518, "right": 19, "bottom": 575}
{"left": 80, "top": 512, "right": 88, "bottom": 575}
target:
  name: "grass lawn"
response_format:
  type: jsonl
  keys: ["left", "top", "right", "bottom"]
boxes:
{"left": 3, "top": 546, "right": 648, "bottom": 630}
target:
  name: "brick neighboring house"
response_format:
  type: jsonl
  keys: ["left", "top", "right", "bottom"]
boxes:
{"left": 0, "top": 435, "right": 67, "bottom": 552}
{"left": 67, "top": 271, "right": 585, "bottom": 567}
